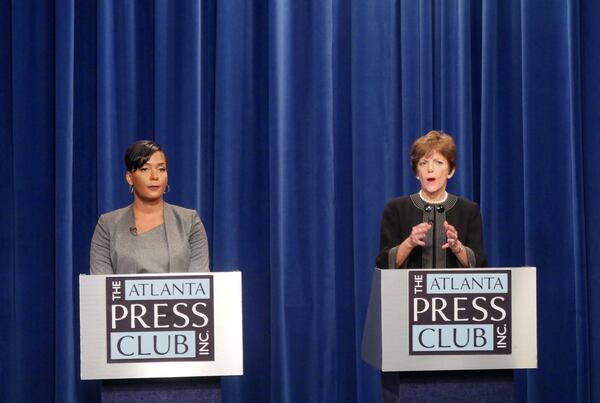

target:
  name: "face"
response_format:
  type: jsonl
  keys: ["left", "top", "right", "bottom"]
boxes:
{"left": 126, "top": 151, "right": 168, "bottom": 203}
{"left": 416, "top": 150, "right": 454, "bottom": 200}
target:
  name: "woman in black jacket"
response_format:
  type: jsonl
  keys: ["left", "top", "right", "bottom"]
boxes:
{"left": 376, "top": 131, "right": 487, "bottom": 270}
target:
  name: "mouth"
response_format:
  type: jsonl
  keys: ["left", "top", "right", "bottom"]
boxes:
{"left": 148, "top": 186, "right": 161, "bottom": 191}
{"left": 426, "top": 178, "right": 436, "bottom": 182}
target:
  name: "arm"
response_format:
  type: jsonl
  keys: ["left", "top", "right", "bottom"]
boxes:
{"left": 90, "top": 216, "right": 114, "bottom": 274}
{"left": 189, "top": 211, "right": 210, "bottom": 272}
{"left": 442, "top": 220, "right": 469, "bottom": 267}
{"left": 376, "top": 203, "right": 401, "bottom": 269}
{"left": 376, "top": 202, "right": 430, "bottom": 269}
{"left": 394, "top": 224, "right": 432, "bottom": 267}
{"left": 443, "top": 204, "right": 487, "bottom": 268}
{"left": 465, "top": 205, "right": 487, "bottom": 267}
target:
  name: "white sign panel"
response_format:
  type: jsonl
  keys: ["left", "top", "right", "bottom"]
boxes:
{"left": 80, "top": 271, "right": 243, "bottom": 380}
{"left": 362, "top": 267, "right": 537, "bottom": 371}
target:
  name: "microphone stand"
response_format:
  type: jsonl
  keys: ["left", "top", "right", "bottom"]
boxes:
{"left": 424, "top": 204, "right": 445, "bottom": 268}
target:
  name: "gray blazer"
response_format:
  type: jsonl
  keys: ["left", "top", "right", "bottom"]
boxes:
{"left": 90, "top": 203, "right": 209, "bottom": 274}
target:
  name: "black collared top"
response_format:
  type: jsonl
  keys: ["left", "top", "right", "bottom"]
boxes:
{"left": 376, "top": 193, "right": 487, "bottom": 270}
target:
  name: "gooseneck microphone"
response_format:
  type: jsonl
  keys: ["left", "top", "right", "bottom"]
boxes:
{"left": 424, "top": 204, "right": 445, "bottom": 267}
{"left": 424, "top": 205, "right": 435, "bottom": 266}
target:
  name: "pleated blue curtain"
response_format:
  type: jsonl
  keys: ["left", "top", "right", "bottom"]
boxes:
{"left": 517, "top": 1, "right": 590, "bottom": 400}
{"left": 582, "top": 1, "right": 600, "bottom": 401}
{"left": 2, "top": 1, "right": 69, "bottom": 402}
{"left": 211, "top": 1, "right": 270, "bottom": 401}
{"left": 1, "top": 1, "right": 600, "bottom": 402}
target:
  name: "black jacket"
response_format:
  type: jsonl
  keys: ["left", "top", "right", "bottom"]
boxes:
{"left": 376, "top": 194, "right": 487, "bottom": 269}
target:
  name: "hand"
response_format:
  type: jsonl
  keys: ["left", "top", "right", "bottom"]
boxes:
{"left": 406, "top": 222, "right": 432, "bottom": 248}
{"left": 442, "top": 221, "right": 463, "bottom": 254}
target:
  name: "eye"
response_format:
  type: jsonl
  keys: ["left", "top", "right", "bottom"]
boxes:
{"left": 435, "top": 160, "right": 444, "bottom": 165}
{"left": 159, "top": 167, "right": 167, "bottom": 172}
{"left": 139, "top": 167, "right": 148, "bottom": 172}
{"left": 418, "top": 161, "right": 427, "bottom": 166}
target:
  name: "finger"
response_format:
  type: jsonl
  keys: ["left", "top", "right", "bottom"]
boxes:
{"left": 445, "top": 226, "right": 457, "bottom": 236}
{"left": 442, "top": 237, "right": 454, "bottom": 247}
{"left": 417, "top": 222, "right": 432, "bottom": 231}
{"left": 444, "top": 221, "right": 456, "bottom": 232}
{"left": 446, "top": 231, "right": 457, "bottom": 241}
{"left": 414, "top": 232, "right": 430, "bottom": 242}
{"left": 409, "top": 236, "right": 426, "bottom": 248}
{"left": 442, "top": 236, "right": 457, "bottom": 249}
{"left": 413, "top": 232, "right": 427, "bottom": 242}
{"left": 442, "top": 241, "right": 457, "bottom": 250}
{"left": 416, "top": 226, "right": 431, "bottom": 235}
{"left": 413, "top": 226, "right": 431, "bottom": 236}
{"left": 414, "top": 228, "right": 430, "bottom": 240}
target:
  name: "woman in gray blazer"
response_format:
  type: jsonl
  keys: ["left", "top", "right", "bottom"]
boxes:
{"left": 90, "top": 140, "right": 209, "bottom": 274}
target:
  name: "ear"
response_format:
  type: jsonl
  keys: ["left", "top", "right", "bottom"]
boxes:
{"left": 126, "top": 172, "right": 133, "bottom": 186}
{"left": 447, "top": 169, "right": 455, "bottom": 179}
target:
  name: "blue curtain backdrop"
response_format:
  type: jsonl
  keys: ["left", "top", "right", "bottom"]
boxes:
{"left": 1, "top": 0, "right": 599, "bottom": 402}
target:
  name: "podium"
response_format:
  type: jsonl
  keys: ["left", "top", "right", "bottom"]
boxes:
{"left": 79, "top": 271, "right": 243, "bottom": 402}
{"left": 362, "top": 267, "right": 537, "bottom": 402}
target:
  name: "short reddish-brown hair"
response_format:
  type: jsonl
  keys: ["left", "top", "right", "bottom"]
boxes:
{"left": 410, "top": 131, "right": 457, "bottom": 174}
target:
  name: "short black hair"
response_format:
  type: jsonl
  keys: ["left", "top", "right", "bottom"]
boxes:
{"left": 124, "top": 140, "right": 166, "bottom": 172}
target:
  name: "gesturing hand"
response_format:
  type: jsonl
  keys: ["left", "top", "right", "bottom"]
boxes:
{"left": 442, "top": 221, "right": 464, "bottom": 254}
{"left": 406, "top": 222, "right": 432, "bottom": 248}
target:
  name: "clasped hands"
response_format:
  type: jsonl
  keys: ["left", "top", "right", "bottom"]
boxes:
{"left": 406, "top": 221, "right": 463, "bottom": 254}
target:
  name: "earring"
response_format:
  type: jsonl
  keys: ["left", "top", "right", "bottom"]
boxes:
{"left": 129, "top": 185, "right": 133, "bottom": 193}
{"left": 416, "top": 176, "right": 420, "bottom": 180}
{"left": 164, "top": 184, "right": 171, "bottom": 194}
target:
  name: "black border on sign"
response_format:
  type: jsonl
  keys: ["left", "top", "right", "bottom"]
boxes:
{"left": 408, "top": 270, "right": 512, "bottom": 356}
{"left": 104, "top": 275, "right": 215, "bottom": 363}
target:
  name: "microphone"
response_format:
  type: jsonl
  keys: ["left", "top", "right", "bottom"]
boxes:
{"left": 424, "top": 204, "right": 444, "bottom": 213}
{"left": 129, "top": 226, "right": 137, "bottom": 236}
{"left": 424, "top": 204, "right": 444, "bottom": 266}
{"left": 424, "top": 204, "right": 434, "bottom": 224}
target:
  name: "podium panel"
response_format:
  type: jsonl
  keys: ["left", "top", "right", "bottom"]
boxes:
{"left": 362, "top": 267, "right": 537, "bottom": 371}
{"left": 80, "top": 271, "right": 243, "bottom": 380}
{"left": 100, "top": 377, "right": 221, "bottom": 403}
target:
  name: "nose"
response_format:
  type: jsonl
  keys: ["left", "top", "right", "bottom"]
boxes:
{"left": 427, "top": 162, "right": 434, "bottom": 172}
{"left": 150, "top": 168, "right": 158, "bottom": 179}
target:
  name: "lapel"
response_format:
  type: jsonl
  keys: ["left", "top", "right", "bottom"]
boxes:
{"left": 114, "top": 205, "right": 138, "bottom": 273}
{"left": 163, "top": 202, "right": 176, "bottom": 272}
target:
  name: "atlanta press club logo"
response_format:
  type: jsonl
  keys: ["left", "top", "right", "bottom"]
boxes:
{"left": 408, "top": 270, "right": 512, "bottom": 355}
{"left": 105, "top": 276, "right": 214, "bottom": 363}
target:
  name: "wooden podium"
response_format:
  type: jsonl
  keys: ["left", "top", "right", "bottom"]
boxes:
{"left": 79, "top": 272, "right": 243, "bottom": 402}
{"left": 362, "top": 267, "right": 537, "bottom": 402}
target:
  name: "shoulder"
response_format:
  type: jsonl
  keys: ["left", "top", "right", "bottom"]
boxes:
{"left": 449, "top": 196, "right": 482, "bottom": 220}
{"left": 165, "top": 203, "right": 197, "bottom": 218}
{"left": 164, "top": 203, "right": 201, "bottom": 226}
{"left": 381, "top": 195, "right": 421, "bottom": 223}
{"left": 97, "top": 205, "right": 132, "bottom": 227}
{"left": 384, "top": 195, "right": 416, "bottom": 210}
{"left": 453, "top": 196, "right": 481, "bottom": 212}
